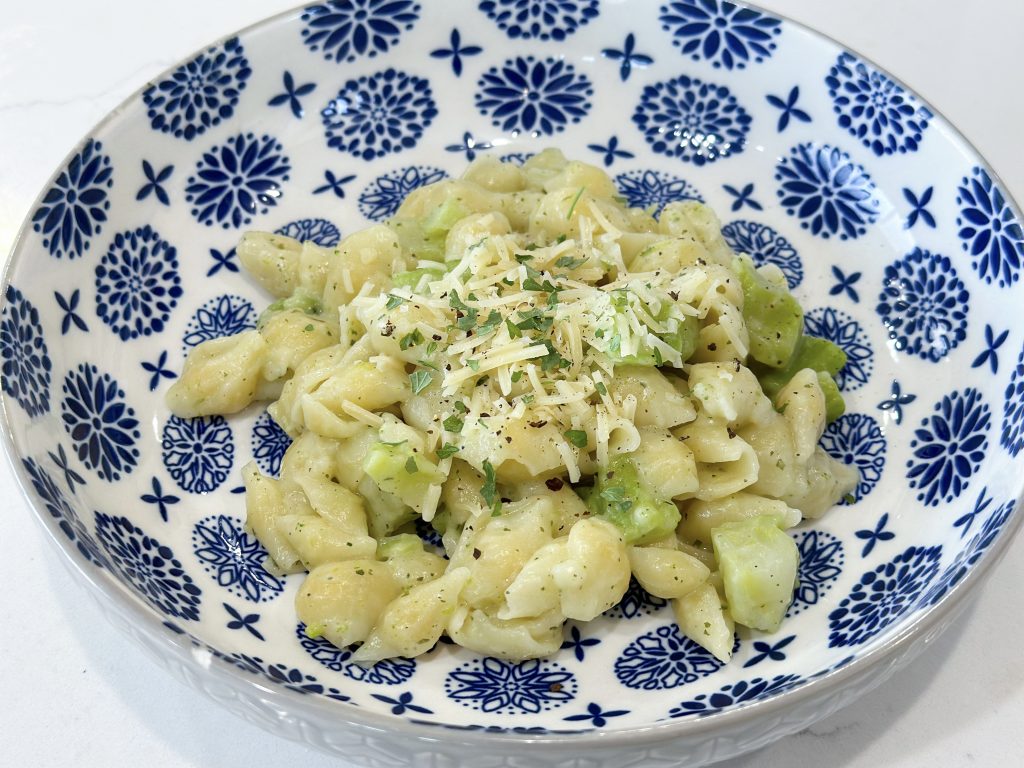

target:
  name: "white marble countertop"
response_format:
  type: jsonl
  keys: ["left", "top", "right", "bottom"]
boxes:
{"left": 2, "top": 1, "right": 1022, "bottom": 765}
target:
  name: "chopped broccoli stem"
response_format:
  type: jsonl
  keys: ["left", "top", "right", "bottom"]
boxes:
{"left": 734, "top": 254, "right": 803, "bottom": 369}
{"left": 584, "top": 456, "right": 680, "bottom": 545}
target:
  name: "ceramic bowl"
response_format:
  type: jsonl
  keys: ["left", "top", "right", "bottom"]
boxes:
{"left": 3, "top": 2, "right": 1023, "bottom": 765}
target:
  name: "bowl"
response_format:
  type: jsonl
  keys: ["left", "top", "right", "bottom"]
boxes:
{"left": 2, "top": 1, "right": 1022, "bottom": 765}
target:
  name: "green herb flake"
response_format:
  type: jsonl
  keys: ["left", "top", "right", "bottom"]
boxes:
{"left": 385, "top": 294, "right": 405, "bottom": 310}
{"left": 400, "top": 329, "right": 424, "bottom": 350}
{"left": 466, "top": 358, "right": 481, "bottom": 371}
{"left": 478, "top": 310, "right": 503, "bottom": 335}
{"left": 443, "top": 415, "right": 464, "bottom": 433}
{"left": 555, "top": 255, "right": 586, "bottom": 270}
{"left": 404, "top": 456, "right": 418, "bottom": 474}
{"left": 454, "top": 401, "right": 469, "bottom": 413}
{"left": 564, "top": 429, "right": 588, "bottom": 448}
{"left": 511, "top": 370, "right": 524, "bottom": 383}
{"left": 409, "top": 369, "right": 433, "bottom": 395}
{"left": 304, "top": 323, "right": 314, "bottom": 332}
{"left": 506, "top": 318, "right": 523, "bottom": 339}
{"left": 595, "top": 381, "right": 608, "bottom": 396}
{"left": 436, "top": 443, "right": 460, "bottom": 460}
{"left": 566, "top": 186, "right": 586, "bottom": 219}
{"left": 480, "top": 460, "right": 500, "bottom": 514}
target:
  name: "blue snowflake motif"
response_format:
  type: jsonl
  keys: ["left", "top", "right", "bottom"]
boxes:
{"left": 742, "top": 635, "right": 795, "bottom": 668}
{"left": 803, "top": 307, "right": 873, "bottom": 391}
{"left": 181, "top": 294, "right": 257, "bottom": 351}
{"left": 659, "top": 1, "right": 782, "bottom": 70}
{"left": 614, "top": 170, "right": 704, "bottom": 217}
{"left": 358, "top": 166, "right": 448, "bottom": 221}
{"left": 224, "top": 603, "right": 264, "bottom": 640}
{"left": 251, "top": 411, "right": 292, "bottom": 477}
{"left": 826, "top": 52, "right": 931, "bottom": 156}
{"left": 192, "top": 515, "right": 282, "bottom": 602}
{"left": 720, "top": 220, "right": 802, "bottom": 289}
{"left": 828, "top": 545, "right": 942, "bottom": 648}
{"left": 96, "top": 512, "right": 202, "bottom": 621}
{"left": 430, "top": 28, "right": 483, "bottom": 77}
{"left": 55, "top": 289, "right": 88, "bottom": 335}
{"left": 603, "top": 577, "right": 668, "bottom": 619}
{"left": 446, "top": 658, "right": 576, "bottom": 714}
{"left": 296, "top": 625, "right": 417, "bottom": 684}
{"left": 775, "top": 143, "right": 880, "bottom": 240}
{"left": 1, "top": 285, "right": 51, "bottom": 418}
{"left": 475, "top": 56, "right": 592, "bottom": 137}
{"left": 142, "top": 37, "right": 250, "bottom": 141}
{"left": 957, "top": 167, "right": 1024, "bottom": 288}
{"left": 855, "top": 512, "right": 896, "bottom": 558}
{"left": 32, "top": 138, "right": 112, "bottom": 259}
{"left": 61, "top": 364, "right": 140, "bottom": 481}
{"left": 954, "top": 487, "right": 995, "bottom": 537}
{"left": 820, "top": 413, "right": 886, "bottom": 502}
{"left": 669, "top": 674, "right": 803, "bottom": 717}
{"left": 372, "top": 691, "right": 433, "bottom": 715}
{"left": 479, "top": 0, "right": 599, "bottom": 41}
{"left": 22, "top": 458, "right": 105, "bottom": 567}
{"left": 632, "top": 75, "right": 751, "bottom": 165}
{"left": 907, "top": 388, "right": 990, "bottom": 507}
{"left": 1002, "top": 342, "right": 1024, "bottom": 456}
{"left": 301, "top": 1, "right": 420, "bottom": 63}
{"left": 787, "top": 529, "right": 843, "bottom": 616}
{"left": 274, "top": 218, "right": 341, "bottom": 246}
{"left": 162, "top": 415, "right": 235, "bottom": 493}
{"left": 876, "top": 248, "right": 969, "bottom": 363}
{"left": 614, "top": 624, "right": 726, "bottom": 690}
{"left": 560, "top": 624, "right": 601, "bottom": 661}
{"left": 186, "top": 133, "right": 291, "bottom": 229}
{"left": 323, "top": 68, "right": 437, "bottom": 160}
{"left": 95, "top": 226, "right": 183, "bottom": 341}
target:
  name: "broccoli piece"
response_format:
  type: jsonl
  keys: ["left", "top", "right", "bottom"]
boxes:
{"left": 585, "top": 456, "right": 680, "bottom": 545}
{"left": 599, "top": 291, "right": 699, "bottom": 367}
{"left": 363, "top": 442, "right": 444, "bottom": 516}
{"left": 391, "top": 266, "right": 445, "bottom": 291}
{"left": 257, "top": 287, "right": 323, "bottom": 328}
{"left": 752, "top": 335, "right": 848, "bottom": 423}
{"left": 734, "top": 254, "right": 803, "bottom": 369}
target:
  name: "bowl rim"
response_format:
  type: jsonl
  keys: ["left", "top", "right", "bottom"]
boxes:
{"left": 2, "top": 0, "right": 1023, "bottom": 750}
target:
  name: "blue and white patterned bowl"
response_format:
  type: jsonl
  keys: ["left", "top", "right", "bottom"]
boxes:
{"left": 3, "top": 2, "right": 1023, "bottom": 765}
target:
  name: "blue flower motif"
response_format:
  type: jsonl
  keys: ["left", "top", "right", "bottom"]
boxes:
{"left": 903, "top": 186, "right": 935, "bottom": 229}
{"left": 819, "top": 413, "right": 886, "bottom": 502}
{"left": 32, "top": 138, "right": 112, "bottom": 259}
{"left": 957, "top": 167, "right": 1024, "bottom": 288}
{"left": 301, "top": 1, "right": 420, "bottom": 63}
{"left": 669, "top": 674, "right": 803, "bottom": 717}
{"left": 603, "top": 577, "right": 668, "bottom": 619}
{"left": 563, "top": 702, "right": 630, "bottom": 727}
{"left": 141, "top": 350, "right": 177, "bottom": 392}
{"left": 358, "top": 166, "right": 448, "bottom": 221}
{"left": 182, "top": 294, "right": 257, "bottom": 351}
{"left": 876, "top": 248, "right": 969, "bottom": 363}
{"left": 142, "top": 37, "right": 250, "bottom": 141}
{"left": 251, "top": 410, "right": 292, "bottom": 477}
{"left": 560, "top": 624, "right": 600, "bottom": 661}
{"left": 275, "top": 218, "right": 341, "bottom": 246}
{"left": 971, "top": 324, "right": 1009, "bottom": 374}
{"left": 803, "top": 307, "right": 873, "bottom": 391}
{"left": 1001, "top": 341, "right": 1024, "bottom": 457}
{"left": 659, "top": 0, "right": 782, "bottom": 70}
{"left": 586, "top": 136, "right": 635, "bottom": 168}
{"left": 48, "top": 444, "right": 86, "bottom": 495}
{"left": 722, "top": 182, "right": 763, "bottom": 212}
{"left": 61, "top": 364, "right": 139, "bottom": 481}
{"left": 445, "top": 657, "right": 576, "bottom": 713}
{"left": 192, "top": 515, "right": 282, "bottom": 602}
{"left": 430, "top": 28, "right": 483, "bottom": 77}
{"left": 95, "top": 225, "right": 183, "bottom": 341}
{"left": 446, "top": 131, "right": 494, "bottom": 162}
{"left": 877, "top": 379, "right": 916, "bottom": 426}
{"left": 313, "top": 170, "right": 357, "bottom": 197}
{"left": 1, "top": 285, "right": 52, "bottom": 418}
{"left": 721, "top": 220, "right": 801, "bottom": 289}
{"left": 96, "top": 512, "right": 202, "bottom": 621}
{"left": 136, "top": 161, "right": 173, "bottom": 205}
{"left": 54, "top": 289, "right": 88, "bottom": 335}
{"left": 829, "top": 265, "right": 861, "bottom": 303}
{"left": 614, "top": 624, "right": 727, "bottom": 690}
{"left": 633, "top": 75, "right": 751, "bottom": 165}
{"left": 207, "top": 247, "right": 239, "bottom": 277}
{"left": 222, "top": 653, "right": 350, "bottom": 701}
{"left": 267, "top": 71, "right": 317, "bottom": 118}
{"left": 954, "top": 487, "right": 995, "bottom": 538}
{"left": 22, "top": 458, "right": 105, "bottom": 567}
{"left": 766, "top": 86, "right": 811, "bottom": 132}
{"left": 828, "top": 545, "right": 942, "bottom": 648}
{"left": 479, "top": 0, "right": 599, "bottom": 41}
{"left": 475, "top": 56, "right": 592, "bottom": 137}
{"left": 224, "top": 603, "right": 265, "bottom": 641}
{"left": 854, "top": 512, "right": 896, "bottom": 558}
{"left": 602, "top": 32, "right": 654, "bottom": 82}
{"left": 162, "top": 415, "right": 235, "bottom": 493}
{"left": 186, "top": 133, "right": 291, "bottom": 229}
{"left": 297, "top": 624, "right": 417, "bottom": 684}
{"left": 323, "top": 68, "right": 437, "bottom": 159}
{"left": 140, "top": 476, "right": 180, "bottom": 523}
{"left": 907, "top": 388, "right": 990, "bottom": 507}
{"left": 614, "top": 170, "right": 704, "bottom": 218}
{"left": 787, "top": 529, "right": 843, "bottom": 616}
{"left": 742, "top": 635, "right": 795, "bottom": 668}
{"left": 775, "top": 143, "right": 881, "bottom": 240}
{"left": 372, "top": 691, "right": 433, "bottom": 715}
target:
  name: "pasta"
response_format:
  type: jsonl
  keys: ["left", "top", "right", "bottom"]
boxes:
{"left": 168, "top": 149, "right": 858, "bottom": 664}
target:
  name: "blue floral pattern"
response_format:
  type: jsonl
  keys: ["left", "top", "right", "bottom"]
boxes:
{"left": 322, "top": 68, "right": 437, "bottom": 159}
{"left": 274, "top": 218, "right": 341, "bottom": 246}
{"left": 445, "top": 658, "right": 576, "bottom": 713}
{"left": 22, "top": 458, "right": 105, "bottom": 567}
{"left": 251, "top": 410, "right": 293, "bottom": 477}
{"left": 614, "top": 170, "right": 704, "bottom": 217}
{"left": 669, "top": 674, "right": 803, "bottom": 717}
{"left": 826, "top": 52, "right": 931, "bottom": 156}
{"left": 775, "top": 143, "right": 880, "bottom": 240}
{"left": 186, "top": 133, "right": 291, "bottom": 228}
{"left": 614, "top": 624, "right": 727, "bottom": 689}
{"left": 192, "top": 515, "right": 282, "bottom": 602}
{"left": 301, "top": 1, "right": 420, "bottom": 63}
{"left": 182, "top": 294, "right": 257, "bottom": 351}
{"left": 803, "top": 307, "right": 873, "bottom": 391}
{"left": 1, "top": 285, "right": 51, "bottom": 418}
{"left": 142, "top": 37, "right": 250, "bottom": 141}
{"left": 720, "top": 220, "right": 802, "bottom": 289}
{"left": 475, "top": 56, "right": 592, "bottom": 137}
{"left": 162, "top": 415, "right": 235, "bottom": 493}
{"left": 956, "top": 167, "right": 1024, "bottom": 288}
{"left": 876, "top": 249, "right": 969, "bottom": 363}
{"left": 221, "top": 653, "right": 350, "bottom": 701}
{"left": 479, "top": 0, "right": 599, "bottom": 41}
{"left": 297, "top": 625, "right": 417, "bottom": 684}
{"left": 907, "top": 389, "right": 990, "bottom": 507}
{"left": 32, "top": 138, "right": 112, "bottom": 259}
{"left": 604, "top": 578, "right": 668, "bottom": 619}
{"left": 1002, "top": 342, "right": 1024, "bottom": 457}
{"left": 659, "top": 1, "right": 781, "bottom": 70}
{"left": 358, "top": 166, "right": 448, "bottom": 221}
{"left": 788, "top": 530, "right": 843, "bottom": 616}
{"left": 828, "top": 545, "right": 942, "bottom": 648}
{"left": 96, "top": 512, "right": 202, "bottom": 621}
{"left": 95, "top": 226, "right": 183, "bottom": 341}
{"left": 819, "top": 413, "right": 886, "bottom": 501}
{"left": 632, "top": 75, "right": 751, "bottom": 164}
{"left": 61, "top": 364, "right": 140, "bottom": 481}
